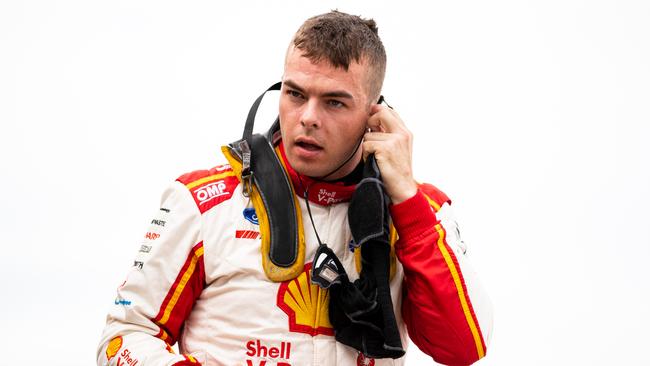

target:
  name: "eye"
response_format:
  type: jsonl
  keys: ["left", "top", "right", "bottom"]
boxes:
{"left": 327, "top": 100, "right": 345, "bottom": 108}
{"left": 286, "top": 89, "right": 304, "bottom": 99}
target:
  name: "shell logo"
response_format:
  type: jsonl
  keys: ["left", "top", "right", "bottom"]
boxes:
{"left": 277, "top": 263, "right": 334, "bottom": 336}
{"left": 106, "top": 336, "right": 123, "bottom": 361}
{"left": 357, "top": 352, "right": 375, "bottom": 366}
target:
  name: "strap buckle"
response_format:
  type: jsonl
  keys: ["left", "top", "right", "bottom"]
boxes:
{"left": 239, "top": 140, "right": 253, "bottom": 197}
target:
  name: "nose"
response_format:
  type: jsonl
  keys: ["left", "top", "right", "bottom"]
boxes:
{"left": 300, "top": 100, "right": 321, "bottom": 129}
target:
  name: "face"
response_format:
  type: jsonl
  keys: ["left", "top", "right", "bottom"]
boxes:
{"left": 279, "top": 47, "right": 373, "bottom": 180}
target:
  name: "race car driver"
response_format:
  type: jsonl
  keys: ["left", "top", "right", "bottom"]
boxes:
{"left": 97, "top": 10, "right": 493, "bottom": 366}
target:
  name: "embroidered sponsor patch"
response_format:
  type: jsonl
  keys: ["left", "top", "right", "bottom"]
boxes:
{"left": 357, "top": 353, "right": 375, "bottom": 366}
{"left": 114, "top": 297, "right": 132, "bottom": 306}
{"left": 245, "top": 339, "right": 292, "bottom": 363}
{"left": 188, "top": 175, "right": 239, "bottom": 213}
{"left": 317, "top": 188, "right": 345, "bottom": 205}
{"left": 194, "top": 180, "right": 230, "bottom": 204}
{"left": 243, "top": 207, "right": 259, "bottom": 225}
{"left": 117, "top": 348, "right": 141, "bottom": 366}
{"left": 177, "top": 165, "right": 239, "bottom": 213}
{"left": 106, "top": 336, "right": 123, "bottom": 361}
{"left": 276, "top": 263, "right": 334, "bottom": 336}
{"left": 136, "top": 208, "right": 169, "bottom": 264}
{"left": 150, "top": 219, "right": 166, "bottom": 227}
{"left": 144, "top": 232, "right": 160, "bottom": 241}
{"left": 235, "top": 230, "right": 260, "bottom": 240}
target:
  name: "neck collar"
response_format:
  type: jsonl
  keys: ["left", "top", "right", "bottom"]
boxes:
{"left": 277, "top": 142, "right": 357, "bottom": 206}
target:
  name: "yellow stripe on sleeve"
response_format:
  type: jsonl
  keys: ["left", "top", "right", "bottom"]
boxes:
{"left": 434, "top": 224, "right": 485, "bottom": 359}
{"left": 423, "top": 193, "right": 442, "bottom": 212}
{"left": 159, "top": 246, "right": 204, "bottom": 325}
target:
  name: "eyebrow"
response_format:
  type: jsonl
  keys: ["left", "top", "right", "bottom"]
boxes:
{"left": 283, "top": 79, "right": 354, "bottom": 99}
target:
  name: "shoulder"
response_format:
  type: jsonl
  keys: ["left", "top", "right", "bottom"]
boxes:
{"left": 176, "top": 164, "right": 240, "bottom": 214}
{"left": 417, "top": 182, "right": 451, "bottom": 212}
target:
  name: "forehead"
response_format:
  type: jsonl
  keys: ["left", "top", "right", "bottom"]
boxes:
{"left": 283, "top": 48, "right": 370, "bottom": 100}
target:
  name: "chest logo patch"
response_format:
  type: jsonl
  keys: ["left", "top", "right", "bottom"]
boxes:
{"left": 243, "top": 207, "right": 259, "bottom": 225}
{"left": 357, "top": 353, "right": 375, "bottom": 366}
{"left": 276, "top": 263, "right": 334, "bottom": 336}
{"left": 106, "top": 336, "right": 123, "bottom": 361}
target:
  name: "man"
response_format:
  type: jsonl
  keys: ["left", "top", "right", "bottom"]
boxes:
{"left": 98, "top": 11, "right": 492, "bottom": 366}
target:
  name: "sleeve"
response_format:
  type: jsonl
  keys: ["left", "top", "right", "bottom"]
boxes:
{"left": 97, "top": 181, "right": 205, "bottom": 366}
{"left": 390, "top": 185, "right": 493, "bottom": 366}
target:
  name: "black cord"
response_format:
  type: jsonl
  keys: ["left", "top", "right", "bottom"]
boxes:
{"left": 314, "top": 134, "right": 364, "bottom": 181}
{"left": 296, "top": 174, "right": 326, "bottom": 247}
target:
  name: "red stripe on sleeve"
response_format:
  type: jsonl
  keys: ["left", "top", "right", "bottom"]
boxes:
{"left": 153, "top": 242, "right": 206, "bottom": 345}
{"left": 391, "top": 191, "right": 485, "bottom": 365}
{"left": 418, "top": 183, "right": 451, "bottom": 208}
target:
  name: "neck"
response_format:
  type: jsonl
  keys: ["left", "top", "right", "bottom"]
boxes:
{"left": 317, "top": 159, "right": 364, "bottom": 185}
{"left": 315, "top": 138, "right": 364, "bottom": 181}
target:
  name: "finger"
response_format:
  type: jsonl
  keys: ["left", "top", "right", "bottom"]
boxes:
{"left": 363, "top": 131, "right": 392, "bottom": 141}
{"left": 365, "top": 126, "right": 412, "bottom": 150}
{"left": 367, "top": 106, "right": 407, "bottom": 134}
{"left": 366, "top": 108, "right": 386, "bottom": 132}
{"left": 366, "top": 109, "right": 391, "bottom": 133}
{"left": 362, "top": 140, "right": 379, "bottom": 161}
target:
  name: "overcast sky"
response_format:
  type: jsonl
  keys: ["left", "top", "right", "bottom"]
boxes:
{"left": 1, "top": 1, "right": 649, "bottom": 365}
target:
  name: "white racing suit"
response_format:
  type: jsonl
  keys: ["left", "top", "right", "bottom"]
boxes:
{"left": 97, "top": 144, "right": 493, "bottom": 366}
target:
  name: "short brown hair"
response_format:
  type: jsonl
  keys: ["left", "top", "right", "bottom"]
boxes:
{"left": 292, "top": 10, "right": 386, "bottom": 102}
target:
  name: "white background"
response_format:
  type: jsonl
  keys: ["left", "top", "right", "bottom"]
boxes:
{"left": 1, "top": 1, "right": 649, "bottom": 365}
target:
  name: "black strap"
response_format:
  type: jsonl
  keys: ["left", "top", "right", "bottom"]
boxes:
{"left": 326, "top": 154, "right": 404, "bottom": 359}
{"left": 230, "top": 82, "right": 299, "bottom": 267}
{"left": 250, "top": 132, "right": 299, "bottom": 267}
{"left": 243, "top": 82, "right": 282, "bottom": 146}
{"left": 239, "top": 82, "right": 282, "bottom": 193}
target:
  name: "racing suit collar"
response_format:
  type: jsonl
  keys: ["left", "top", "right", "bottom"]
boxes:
{"left": 278, "top": 142, "right": 357, "bottom": 206}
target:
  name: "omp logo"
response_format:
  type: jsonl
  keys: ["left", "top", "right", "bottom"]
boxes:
{"left": 194, "top": 180, "right": 228, "bottom": 204}
{"left": 183, "top": 173, "right": 237, "bottom": 213}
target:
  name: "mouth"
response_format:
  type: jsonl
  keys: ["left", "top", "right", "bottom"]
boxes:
{"left": 294, "top": 138, "right": 323, "bottom": 152}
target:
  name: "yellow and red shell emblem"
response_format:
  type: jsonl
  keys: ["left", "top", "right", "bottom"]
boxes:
{"left": 357, "top": 353, "right": 375, "bottom": 366}
{"left": 277, "top": 263, "right": 334, "bottom": 336}
{"left": 106, "top": 336, "right": 123, "bottom": 361}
